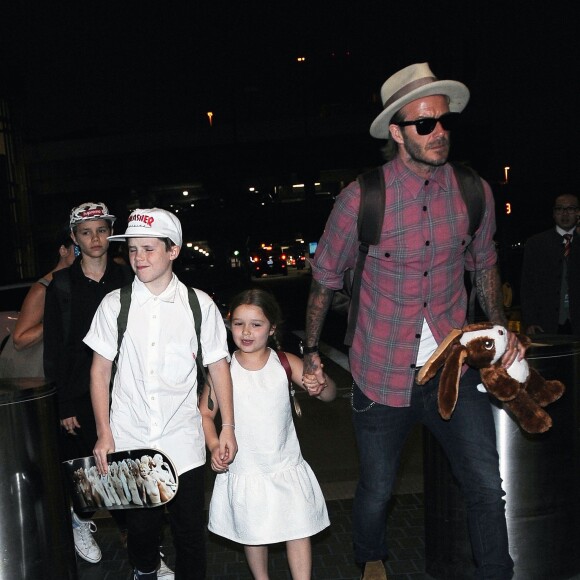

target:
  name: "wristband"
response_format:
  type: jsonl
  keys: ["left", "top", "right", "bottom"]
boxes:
{"left": 301, "top": 344, "right": 319, "bottom": 355}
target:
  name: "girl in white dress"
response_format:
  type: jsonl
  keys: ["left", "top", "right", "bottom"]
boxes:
{"left": 201, "top": 288, "right": 336, "bottom": 580}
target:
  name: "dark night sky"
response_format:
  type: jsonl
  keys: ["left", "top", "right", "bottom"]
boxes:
{"left": 1, "top": 1, "right": 578, "bottom": 193}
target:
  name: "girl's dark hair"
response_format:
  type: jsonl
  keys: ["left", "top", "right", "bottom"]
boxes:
{"left": 229, "top": 288, "right": 284, "bottom": 349}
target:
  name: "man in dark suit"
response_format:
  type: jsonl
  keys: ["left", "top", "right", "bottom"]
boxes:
{"left": 521, "top": 194, "right": 580, "bottom": 335}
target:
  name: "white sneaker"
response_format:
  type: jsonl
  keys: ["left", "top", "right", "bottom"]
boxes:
{"left": 157, "top": 555, "right": 174, "bottom": 579}
{"left": 71, "top": 512, "right": 102, "bottom": 564}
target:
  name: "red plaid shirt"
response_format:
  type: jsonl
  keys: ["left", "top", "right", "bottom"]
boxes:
{"left": 312, "top": 158, "right": 498, "bottom": 406}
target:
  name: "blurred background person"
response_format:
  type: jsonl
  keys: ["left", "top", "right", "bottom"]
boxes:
{"left": 521, "top": 194, "right": 580, "bottom": 335}
{"left": 0, "top": 228, "right": 76, "bottom": 378}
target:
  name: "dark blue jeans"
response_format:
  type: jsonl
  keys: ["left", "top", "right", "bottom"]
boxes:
{"left": 351, "top": 368, "right": 514, "bottom": 580}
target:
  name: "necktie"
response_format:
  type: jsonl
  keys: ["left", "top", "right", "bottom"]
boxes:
{"left": 563, "top": 233, "right": 573, "bottom": 258}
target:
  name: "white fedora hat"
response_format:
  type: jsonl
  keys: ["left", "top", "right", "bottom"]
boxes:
{"left": 369, "top": 62, "right": 470, "bottom": 139}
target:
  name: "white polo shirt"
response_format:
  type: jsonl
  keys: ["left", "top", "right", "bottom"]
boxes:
{"left": 84, "top": 274, "right": 230, "bottom": 475}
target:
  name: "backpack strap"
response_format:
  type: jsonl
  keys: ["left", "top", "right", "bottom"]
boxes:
{"left": 344, "top": 167, "right": 386, "bottom": 346}
{"left": 112, "top": 284, "right": 132, "bottom": 382}
{"left": 278, "top": 350, "right": 301, "bottom": 418}
{"left": 451, "top": 162, "right": 484, "bottom": 237}
{"left": 186, "top": 287, "right": 212, "bottom": 403}
{"left": 451, "top": 162, "right": 485, "bottom": 323}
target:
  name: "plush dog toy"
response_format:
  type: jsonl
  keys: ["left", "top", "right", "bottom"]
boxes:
{"left": 416, "top": 322, "right": 565, "bottom": 434}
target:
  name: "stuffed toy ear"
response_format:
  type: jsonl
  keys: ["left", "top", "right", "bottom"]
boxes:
{"left": 438, "top": 345, "right": 468, "bottom": 419}
{"left": 416, "top": 328, "right": 463, "bottom": 385}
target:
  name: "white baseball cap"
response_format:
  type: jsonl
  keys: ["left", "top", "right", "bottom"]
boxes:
{"left": 108, "top": 208, "right": 182, "bottom": 247}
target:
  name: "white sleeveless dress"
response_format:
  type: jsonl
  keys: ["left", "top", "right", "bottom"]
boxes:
{"left": 208, "top": 349, "right": 330, "bottom": 544}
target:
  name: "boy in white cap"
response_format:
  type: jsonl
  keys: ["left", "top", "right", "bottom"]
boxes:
{"left": 84, "top": 208, "right": 237, "bottom": 579}
{"left": 303, "top": 63, "right": 521, "bottom": 579}
{"left": 44, "top": 202, "right": 133, "bottom": 565}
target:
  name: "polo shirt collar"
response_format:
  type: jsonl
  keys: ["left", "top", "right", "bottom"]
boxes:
{"left": 133, "top": 273, "right": 179, "bottom": 305}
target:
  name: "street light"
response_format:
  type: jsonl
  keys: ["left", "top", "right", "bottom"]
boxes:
{"left": 504, "top": 166, "right": 510, "bottom": 184}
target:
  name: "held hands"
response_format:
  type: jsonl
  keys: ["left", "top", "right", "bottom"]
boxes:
{"left": 302, "top": 351, "right": 328, "bottom": 397}
{"left": 302, "top": 371, "right": 328, "bottom": 397}
{"left": 211, "top": 425, "right": 237, "bottom": 473}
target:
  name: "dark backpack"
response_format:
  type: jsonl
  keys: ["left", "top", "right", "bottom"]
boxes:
{"left": 343, "top": 162, "right": 484, "bottom": 346}
{"left": 115, "top": 284, "right": 212, "bottom": 405}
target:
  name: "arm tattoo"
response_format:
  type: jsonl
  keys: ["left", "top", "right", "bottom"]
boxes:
{"left": 474, "top": 264, "right": 508, "bottom": 326}
{"left": 305, "top": 279, "right": 334, "bottom": 346}
{"left": 303, "top": 279, "right": 335, "bottom": 375}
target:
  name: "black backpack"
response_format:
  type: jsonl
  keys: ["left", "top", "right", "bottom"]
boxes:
{"left": 343, "top": 162, "right": 484, "bottom": 346}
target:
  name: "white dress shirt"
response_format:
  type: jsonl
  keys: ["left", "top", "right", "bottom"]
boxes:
{"left": 84, "top": 274, "right": 230, "bottom": 474}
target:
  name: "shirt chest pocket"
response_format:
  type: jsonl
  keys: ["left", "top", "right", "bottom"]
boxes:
{"left": 160, "top": 344, "right": 196, "bottom": 386}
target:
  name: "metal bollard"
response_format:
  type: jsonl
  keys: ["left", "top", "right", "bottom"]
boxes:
{"left": 0, "top": 378, "right": 77, "bottom": 580}
{"left": 424, "top": 336, "right": 580, "bottom": 580}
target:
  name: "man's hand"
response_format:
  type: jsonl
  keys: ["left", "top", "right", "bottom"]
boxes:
{"left": 501, "top": 329, "right": 527, "bottom": 369}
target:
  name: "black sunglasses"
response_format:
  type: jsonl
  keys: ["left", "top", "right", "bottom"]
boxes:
{"left": 395, "top": 112, "right": 460, "bottom": 136}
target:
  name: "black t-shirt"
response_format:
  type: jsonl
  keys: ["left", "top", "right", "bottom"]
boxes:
{"left": 44, "top": 257, "right": 133, "bottom": 419}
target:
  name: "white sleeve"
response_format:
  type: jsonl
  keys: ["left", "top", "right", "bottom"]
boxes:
{"left": 194, "top": 288, "right": 231, "bottom": 366}
{"left": 83, "top": 289, "right": 122, "bottom": 361}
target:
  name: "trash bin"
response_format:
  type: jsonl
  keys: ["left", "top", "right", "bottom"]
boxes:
{"left": 0, "top": 378, "right": 77, "bottom": 580}
{"left": 424, "top": 336, "right": 580, "bottom": 580}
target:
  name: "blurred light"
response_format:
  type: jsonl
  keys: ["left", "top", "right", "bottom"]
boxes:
{"left": 292, "top": 183, "right": 305, "bottom": 189}
{"left": 504, "top": 166, "right": 510, "bottom": 183}
{"left": 186, "top": 242, "right": 193, "bottom": 248}
{"left": 249, "top": 187, "right": 255, "bottom": 192}
{"left": 207, "top": 111, "right": 214, "bottom": 126}
{"left": 296, "top": 56, "right": 306, "bottom": 62}
{"left": 183, "top": 190, "right": 189, "bottom": 196}
{"left": 233, "top": 250, "right": 239, "bottom": 256}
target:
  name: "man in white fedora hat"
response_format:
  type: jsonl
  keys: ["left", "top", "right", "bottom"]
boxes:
{"left": 303, "top": 63, "right": 519, "bottom": 579}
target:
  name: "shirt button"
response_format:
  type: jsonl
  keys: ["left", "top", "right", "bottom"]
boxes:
{"left": 415, "top": 334, "right": 421, "bottom": 339}
{"left": 151, "top": 342, "right": 156, "bottom": 347}
{"left": 423, "top": 206, "right": 427, "bottom": 212}
{"left": 423, "top": 271, "right": 428, "bottom": 276}
{"left": 384, "top": 252, "right": 390, "bottom": 258}
{"left": 461, "top": 240, "right": 466, "bottom": 246}
{"left": 423, "top": 302, "right": 427, "bottom": 307}
{"left": 425, "top": 241, "right": 430, "bottom": 246}
{"left": 150, "top": 370, "right": 154, "bottom": 375}
{"left": 424, "top": 180, "right": 429, "bottom": 186}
